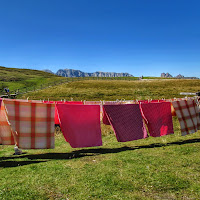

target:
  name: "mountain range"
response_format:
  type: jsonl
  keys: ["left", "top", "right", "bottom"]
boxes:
{"left": 43, "top": 69, "right": 133, "bottom": 77}
{"left": 161, "top": 73, "right": 199, "bottom": 79}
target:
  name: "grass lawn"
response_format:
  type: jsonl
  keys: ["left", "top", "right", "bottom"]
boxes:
{"left": 20, "top": 79, "right": 200, "bottom": 101}
{"left": 1, "top": 119, "right": 200, "bottom": 199}
{"left": 1, "top": 78, "right": 200, "bottom": 199}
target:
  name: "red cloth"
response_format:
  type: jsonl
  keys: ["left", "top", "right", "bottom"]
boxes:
{"left": 64, "top": 101, "right": 83, "bottom": 104}
{"left": 103, "top": 104, "right": 148, "bottom": 142}
{"left": 56, "top": 104, "right": 102, "bottom": 148}
{"left": 103, "top": 107, "right": 110, "bottom": 125}
{"left": 43, "top": 101, "right": 83, "bottom": 125}
{"left": 55, "top": 101, "right": 83, "bottom": 125}
{"left": 140, "top": 102, "right": 174, "bottom": 137}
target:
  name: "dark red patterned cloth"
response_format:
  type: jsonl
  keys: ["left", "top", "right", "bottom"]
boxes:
{"left": 140, "top": 102, "right": 174, "bottom": 137}
{"left": 103, "top": 104, "right": 148, "bottom": 142}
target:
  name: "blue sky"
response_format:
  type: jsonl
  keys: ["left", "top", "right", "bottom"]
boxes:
{"left": 0, "top": 0, "right": 200, "bottom": 77}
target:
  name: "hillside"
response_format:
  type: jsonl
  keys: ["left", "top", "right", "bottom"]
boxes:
{"left": 0, "top": 66, "right": 66, "bottom": 94}
{"left": 20, "top": 79, "right": 200, "bottom": 101}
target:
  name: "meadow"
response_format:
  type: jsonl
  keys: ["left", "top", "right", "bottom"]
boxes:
{"left": 21, "top": 79, "right": 200, "bottom": 101}
{"left": 1, "top": 75, "right": 200, "bottom": 199}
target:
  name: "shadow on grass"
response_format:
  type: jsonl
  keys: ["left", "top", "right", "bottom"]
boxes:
{"left": 0, "top": 160, "right": 47, "bottom": 168}
{"left": 1, "top": 138, "right": 200, "bottom": 167}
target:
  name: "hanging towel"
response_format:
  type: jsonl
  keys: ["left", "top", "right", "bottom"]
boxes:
{"left": 172, "top": 99, "right": 200, "bottom": 136}
{"left": 103, "top": 107, "right": 111, "bottom": 125}
{"left": 44, "top": 101, "right": 83, "bottom": 125}
{"left": 55, "top": 101, "right": 83, "bottom": 125}
{"left": 103, "top": 104, "right": 148, "bottom": 142}
{"left": 64, "top": 101, "right": 83, "bottom": 104}
{"left": 196, "top": 97, "right": 200, "bottom": 116}
{"left": 0, "top": 99, "right": 15, "bottom": 145}
{"left": 102, "top": 102, "right": 121, "bottom": 125}
{"left": 43, "top": 101, "right": 58, "bottom": 125}
{"left": 3, "top": 99, "right": 55, "bottom": 149}
{"left": 56, "top": 104, "right": 102, "bottom": 148}
{"left": 85, "top": 101, "right": 103, "bottom": 120}
{"left": 140, "top": 102, "right": 174, "bottom": 137}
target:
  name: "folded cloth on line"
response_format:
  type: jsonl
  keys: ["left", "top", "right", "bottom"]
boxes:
{"left": 140, "top": 102, "right": 174, "bottom": 137}
{"left": 172, "top": 99, "right": 200, "bottom": 136}
{"left": 3, "top": 99, "right": 55, "bottom": 149}
{"left": 56, "top": 104, "right": 102, "bottom": 148}
{"left": 0, "top": 99, "right": 15, "bottom": 145}
{"left": 103, "top": 104, "right": 148, "bottom": 142}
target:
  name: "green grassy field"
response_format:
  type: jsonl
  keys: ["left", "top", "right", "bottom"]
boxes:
{"left": 21, "top": 79, "right": 200, "bottom": 101}
{"left": 1, "top": 71, "right": 200, "bottom": 199}
{"left": 1, "top": 125, "right": 200, "bottom": 199}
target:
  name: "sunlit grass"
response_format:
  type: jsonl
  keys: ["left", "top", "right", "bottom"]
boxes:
{"left": 21, "top": 79, "right": 200, "bottom": 101}
{"left": 1, "top": 75, "right": 200, "bottom": 199}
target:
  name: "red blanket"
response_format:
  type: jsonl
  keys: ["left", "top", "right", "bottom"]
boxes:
{"left": 57, "top": 104, "right": 102, "bottom": 148}
{"left": 140, "top": 102, "right": 174, "bottom": 137}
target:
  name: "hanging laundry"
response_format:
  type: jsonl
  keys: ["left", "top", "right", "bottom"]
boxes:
{"left": 44, "top": 101, "right": 83, "bottom": 125}
{"left": 102, "top": 101, "right": 121, "bottom": 125}
{"left": 55, "top": 101, "right": 83, "bottom": 125}
{"left": 196, "top": 97, "right": 200, "bottom": 115}
{"left": 3, "top": 99, "right": 55, "bottom": 149}
{"left": 103, "top": 104, "right": 148, "bottom": 142}
{"left": 140, "top": 102, "right": 174, "bottom": 137}
{"left": 0, "top": 99, "right": 15, "bottom": 145}
{"left": 172, "top": 99, "right": 200, "bottom": 136}
{"left": 64, "top": 101, "right": 83, "bottom": 104}
{"left": 56, "top": 104, "right": 102, "bottom": 148}
{"left": 84, "top": 101, "right": 103, "bottom": 120}
{"left": 43, "top": 101, "right": 59, "bottom": 125}
{"left": 102, "top": 107, "right": 110, "bottom": 125}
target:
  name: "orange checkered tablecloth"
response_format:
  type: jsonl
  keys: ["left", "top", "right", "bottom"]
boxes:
{"left": 0, "top": 99, "right": 15, "bottom": 145}
{"left": 172, "top": 99, "right": 200, "bottom": 136}
{"left": 3, "top": 99, "right": 55, "bottom": 149}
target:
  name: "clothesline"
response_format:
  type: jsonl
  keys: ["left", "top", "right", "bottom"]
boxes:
{"left": 0, "top": 97, "right": 200, "bottom": 154}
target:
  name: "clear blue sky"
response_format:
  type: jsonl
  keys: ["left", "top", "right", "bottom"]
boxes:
{"left": 0, "top": 0, "right": 200, "bottom": 77}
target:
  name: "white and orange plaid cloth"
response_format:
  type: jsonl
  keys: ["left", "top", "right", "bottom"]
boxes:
{"left": 3, "top": 99, "right": 55, "bottom": 149}
{"left": 196, "top": 97, "right": 200, "bottom": 112}
{"left": 0, "top": 99, "right": 15, "bottom": 145}
{"left": 172, "top": 99, "right": 200, "bottom": 136}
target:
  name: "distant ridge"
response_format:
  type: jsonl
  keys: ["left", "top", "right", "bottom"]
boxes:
{"left": 161, "top": 73, "right": 199, "bottom": 79}
{"left": 55, "top": 68, "right": 133, "bottom": 77}
{"left": 42, "top": 69, "right": 54, "bottom": 74}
